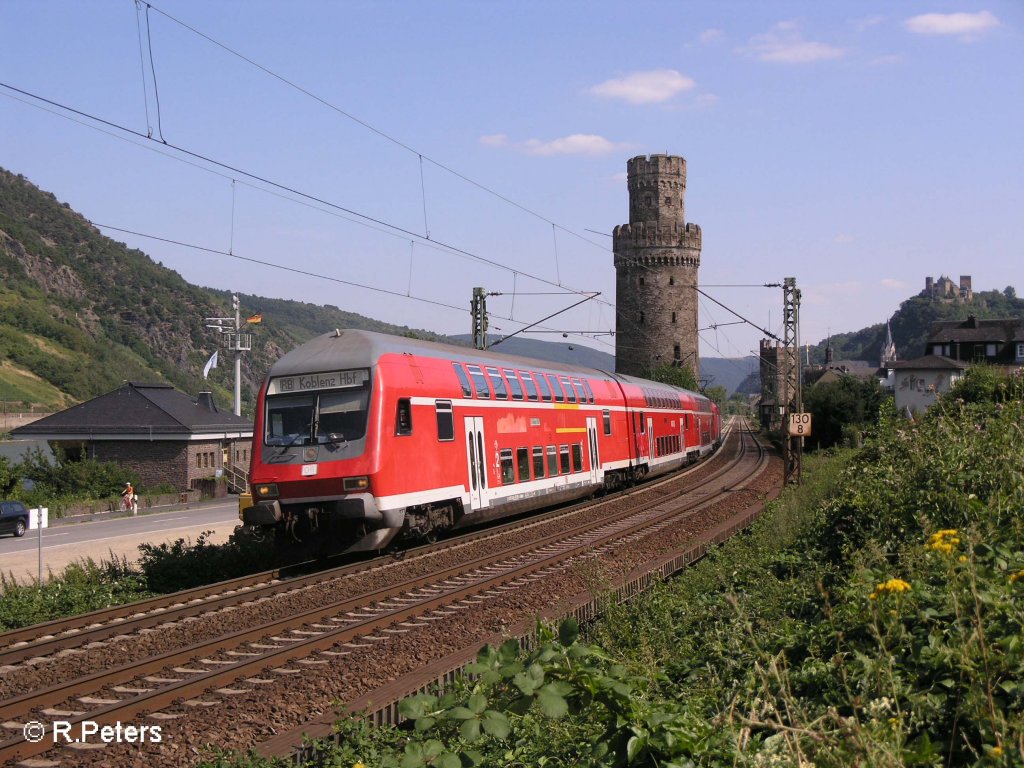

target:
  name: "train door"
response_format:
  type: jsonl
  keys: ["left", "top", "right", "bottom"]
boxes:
{"left": 646, "top": 417, "right": 654, "bottom": 463}
{"left": 680, "top": 417, "right": 687, "bottom": 454}
{"left": 464, "top": 416, "right": 488, "bottom": 510}
{"left": 586, "top": 417, "right": 600, "bottom": 485}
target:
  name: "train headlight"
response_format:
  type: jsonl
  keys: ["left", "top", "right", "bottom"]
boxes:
{"left": 343, "top": 476, "right": 369, "bottom": 492}
{"left": 255, "top": 483, "right": 279, "bottom": 499}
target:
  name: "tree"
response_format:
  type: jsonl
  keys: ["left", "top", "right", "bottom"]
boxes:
{"left": 649, "top": 363, "right": 698, "bottom": 391}
{"left": 1004, "top": 285, "right": 1017, "bottom": 300}
{"left": 803, "top": 376, "right": 886, "bottom": 450}
{"left": 704, "top": 385, "right": 727, "bottom": 407}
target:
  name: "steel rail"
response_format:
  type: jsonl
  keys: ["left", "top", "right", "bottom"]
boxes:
{"left": 0, "top": 422, "right": 756, "bottom": 765}
{"left": 0, "top": 421, "right": 735, "bottom": 665}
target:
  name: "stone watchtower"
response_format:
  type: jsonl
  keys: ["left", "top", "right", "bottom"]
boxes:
{"left": 612, "top": 154, "right": 702, "bottom": 378}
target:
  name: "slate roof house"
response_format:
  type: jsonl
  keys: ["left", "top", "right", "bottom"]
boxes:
{"left": 11, "top": 383, "right": 253, "bottom": 492}
{"left": 926, "top": 316, "right": 1024, "bottom": 366}
{"left": 888, "top": 355, "right": 970, "bottom": 417}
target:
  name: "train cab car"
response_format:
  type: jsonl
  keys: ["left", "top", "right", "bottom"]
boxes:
{"left": 244, "top": 329, "right": 721, "bottom": 556}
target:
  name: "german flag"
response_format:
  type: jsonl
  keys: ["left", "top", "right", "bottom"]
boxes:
{"left": 246, "top": 313, "right": 262, "bottom": 324}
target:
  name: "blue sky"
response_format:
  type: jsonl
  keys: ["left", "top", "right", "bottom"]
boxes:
{"left": 2, "top": 1, "right": 1021, "bottom": 367}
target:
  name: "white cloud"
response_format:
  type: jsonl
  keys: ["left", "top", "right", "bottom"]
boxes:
{"left": 881, "top": 278, "right": 906, "bottom": 289}
{"left": 867, "top": 53, "right": 904, "bottom": 67}
{"left": 479, "top": 134, "right": 508, "bottom": 147}
{"left": 700, "top": 28, "right": 724, "bottom": 44}
{"left": 695, "top": 93, "right": 720, "bottom": 108}
{"left": 854, "top": 15, "right": 887, "bottom": 32}
{"left": 523, "top": 134, "right": 621, "bottom": 156}
{"left": 742, "top": 20, "right": 847, "bottom": 63}
{"left": 588, "top": 69, "right": 696, "bottom": 104}
{"left": 834, "top": 233, "right": 855, "bottom": 244}
{"left": 904, "top": 11, "right": 1000, "bottom": 40}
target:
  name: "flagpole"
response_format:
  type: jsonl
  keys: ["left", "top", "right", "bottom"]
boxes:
{"left": 233, "top": 294, "right": 242, "bottom": 417}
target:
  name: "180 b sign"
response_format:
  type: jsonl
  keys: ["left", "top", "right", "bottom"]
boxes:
{"left": 788, "top": 412, "right": 812, "bottom": 436}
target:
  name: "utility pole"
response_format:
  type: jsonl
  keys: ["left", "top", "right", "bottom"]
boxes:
{"left": 782, "top": 277, "right": 803, "bottom": 484}
{"left": 204, "top": 294, "right": 252, "bottom": 416}
{"left": 471, "top": 287, "right": 488, "bottom": 350}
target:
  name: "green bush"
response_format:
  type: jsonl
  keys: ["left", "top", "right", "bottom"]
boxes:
{"left": 0, "top": 556, "right": 149, "bottom": 631}
{"left": 137, "top": 528, "right": 275, "bottom": 593}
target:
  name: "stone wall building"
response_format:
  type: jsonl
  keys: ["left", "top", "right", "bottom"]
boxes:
{"left": 613, "top": 154, "right": 702, "bottom": 378}
{"left": 923, "top": 275, "right": 973, "bottom": 302}
{"left": 11, "top": 383, "right": 252, "bottom": 493}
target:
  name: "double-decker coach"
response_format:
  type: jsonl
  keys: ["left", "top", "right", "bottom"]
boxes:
{"left": 243, "top": 329, "right": 719, "bottom": 555}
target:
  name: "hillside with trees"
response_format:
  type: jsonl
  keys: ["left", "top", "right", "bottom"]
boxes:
{"left": 0, "top": 169, "right": 447, "bottom": 413}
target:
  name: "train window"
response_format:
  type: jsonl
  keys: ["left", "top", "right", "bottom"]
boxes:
{"left": 520, "top": 371, "right": 538, "bottom": 401}
{"left": 559, "top": 445, "right": 570, "bottom": 474}
{"left": 547, "top": 374, "right": 565, "bottom": 402}
{"left": 532, "top": 447, "right": 545, "bottom": 478}
{"left": 435, "top": 400, "right": 454, "bottom": 441}
{"left": 571, "top": 444, "right": 583, "bottom": 473}
{"left": 559, "top": 376, "right": 576, "bottom": 403}
{"left": 517, "top": 447, "right": 530, "bottom": 481}
{"left": 603, "top": 409, "right": 611, "bottom": 435}
{"left": 685, "top": 413, "right": 690, "bottom": 430}
{"left": 570, "top": 378, "right": 586, "bottom": 403}
{"left": 466, "top": 365, "right": 490, "bottom": 398}
{"left": 452, "top": 363, "right": 473, "bottom": 398}
{"left": 546, "top": 445, "right": 558, "bottom": 476}
{"left": 582, "top": 380, "right": 594, "bottom": 403}
{"left": 396, "top": 398, "right": 413, "bottom": 436}
{"left": 486, "top": 367, "right": 508, "bottom": 399}
{"left": 504, "top": 369, "right": 524, "bottom": 400}
{"left": 467, "top": 434, "right": 477, "bottom": 491}
{"left": 535, "top": 373, "right": 552, "bottom": 401}
{"left": 640, "top": 413, "right": 645, "bottom": 433}
{"left": 500, "top": 449, "right": 514, "bottom": 485}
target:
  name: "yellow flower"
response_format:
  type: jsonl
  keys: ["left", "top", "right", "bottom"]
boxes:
{"left": 958, "top": 556, "right": 968, "bottom": 563}
{"left": 926, "top": 530, "right": 961, "bottom": 555}
{"left": 354, "top": 762, "right": 367, "bottom": 768}
{"left": 1010, "top": 569, "right": 1024, "bottom": 584}
{"left": 990, "top": 746, "right": 1003, "bottom": 757}
{"left": 870, "top": 578, "right": 912, "bottom": 600}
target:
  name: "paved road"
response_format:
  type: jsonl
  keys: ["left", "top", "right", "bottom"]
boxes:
{"left": 0, "top": 500, "right": 243, "bottom": 584}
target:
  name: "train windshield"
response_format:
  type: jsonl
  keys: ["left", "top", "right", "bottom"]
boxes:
{"left": 264, "top": 387, "right": 370, "bottom": 446}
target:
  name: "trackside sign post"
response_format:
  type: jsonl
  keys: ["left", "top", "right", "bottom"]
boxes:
{"left": 29, "top": 507, "right": 48, "bottom": 584}
{"left": 788, "top": 412, "right": 812, "bottom": 437}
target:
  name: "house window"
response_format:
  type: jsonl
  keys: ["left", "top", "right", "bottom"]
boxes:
{"left": 986, "top": 344, "right": 997, "bottom": 358}
{"left": 669, "top": 276, "right": 675, "bottom": 286}
{"left": 1017, "top": 343, "right": 1024, "bottom": 360}
{"left": 196, "top": 454, "right": 202, "bottom": 469}
{"left": 671, "top": 312, "right": 676, "bottom": 323}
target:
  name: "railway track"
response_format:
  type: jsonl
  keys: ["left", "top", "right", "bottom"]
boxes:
{"left": 0, "top": 418, "right": 769, "bottom": 766}
{"left": 0, "top": 418, "right": 743, "bottom": 668}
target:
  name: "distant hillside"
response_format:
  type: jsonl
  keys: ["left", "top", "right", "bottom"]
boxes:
{"left": 0, "top": 169, "right": 446, "bottom": 413}
{"left": 809, "top": 289, "right": 1024, "bottom": 365}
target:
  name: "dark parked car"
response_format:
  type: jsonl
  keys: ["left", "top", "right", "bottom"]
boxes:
{"left": 0, "top": 500, "right": 30, "bottom": 537}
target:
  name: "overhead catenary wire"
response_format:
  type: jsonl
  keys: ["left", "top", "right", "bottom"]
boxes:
{"left": 0, "top": 81, "right": 603, "bottom": 309}
{"left": 132, "top": 0, "right": 153, "bottom": 138}
{"left": 92, "top": 222, "right": 593, "bottom": 343}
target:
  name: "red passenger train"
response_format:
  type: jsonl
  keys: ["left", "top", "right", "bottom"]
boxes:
{"left": 243, "top": 329, "right": 721, "bottom": 554}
